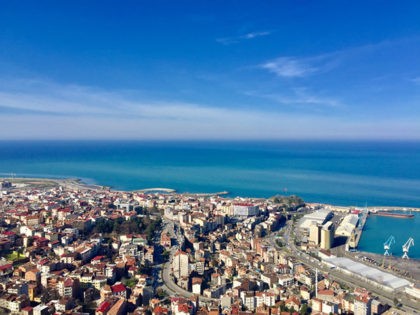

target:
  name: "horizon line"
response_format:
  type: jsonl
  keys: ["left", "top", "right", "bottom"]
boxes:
{"left": 1, "top": 138, "right": 420, "bottom": 142}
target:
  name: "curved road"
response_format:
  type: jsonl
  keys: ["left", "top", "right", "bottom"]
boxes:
{"left": 159, "top": 218, "right": 217, "bottom": 303}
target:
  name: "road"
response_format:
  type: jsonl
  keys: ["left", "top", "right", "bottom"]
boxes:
{"left": 158, "top": 218, "right": 217, "bottom": 303}
{"left": 268, "top": 222, "right": 420, "bottom": 313}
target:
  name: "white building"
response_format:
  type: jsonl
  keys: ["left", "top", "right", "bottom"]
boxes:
{"left": 173, "top": 250, "right": 189, "bottom": 279}
{"left": 240, "top": 291, "right": 256, "bottom": 311}
{"left": 192, "top": 278, "right": 202, "bottom": 295}
{"left": 322, "top": 301, "right": 339, "bottom": 314}
{"left": 255, "top": 292, "right": 276, "bottom": 307}
{"left": 231, "top": 203, "right": 259, "bottom": 217}
{"left": 299, "top": 209, "right": 333, "bottom": 231}
{"left": 336, "top": 214, "right": 359, "bottom": 237}
{"left": 354, "top": 296, "right": 371, "bottom": 315}
{"left": 278, "top": 274, "right": 294, "bottom": 287}
{"left": 33, "top": 304, "right": 49, "bottom": 315}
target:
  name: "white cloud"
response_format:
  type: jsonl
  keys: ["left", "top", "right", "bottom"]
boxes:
{"left": 217, "top": 31, "right": 271, "bottom": 45}
{"left": 260, "top": 37, "right": 420, "bottom": 79}
{"left": 0, "top": 77, "right": 419, "bottom": 140}
{"left": 244, "top": 88, "right": 342, "bottom": 108}
{"left": 243, "top": 31, "right": 271, "bottom": 39}
{"left": 261, "top": 57, "right": 318, "bottom": 78}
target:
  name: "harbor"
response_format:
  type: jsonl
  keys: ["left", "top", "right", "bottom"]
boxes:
{"left": 357, "top": 210, "right": 419, "bottom": 259}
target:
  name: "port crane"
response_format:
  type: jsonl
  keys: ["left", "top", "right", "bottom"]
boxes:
{"left": 402, "top": 237, "right": 414, "bottom": 259}
{"left": 383, "top": 235, "right": 395, "bottom": 256}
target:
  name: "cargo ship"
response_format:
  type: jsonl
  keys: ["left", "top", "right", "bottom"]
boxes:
{"left": 369, "top": 211, "right": 414, "bottom": 219}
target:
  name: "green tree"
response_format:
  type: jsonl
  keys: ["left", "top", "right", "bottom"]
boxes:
{"left": 122, "top": 277, "right": 138, "bottom": 288}
{"left": 156, "top": 288, "right": 167, "bottom": 299}
{"left": 300, "top": 304, "right": 309, "bottom": 315}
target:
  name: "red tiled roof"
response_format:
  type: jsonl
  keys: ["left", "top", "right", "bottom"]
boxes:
{"left": 92, "top": 255, "right": 104, "bottom": 261}
{"left": 64, "top": 278, "right": 74, "bottom": 287}
{"left": 0, "top": 264, "right": 13, "bottom": 271}
{"left": 178, "top": 304, "right": 190, "bottom": 313}
{"left": 38, "top": 258, "right": 49, "bottom": 265}
{"left": 154, "top": 306, "right": 168, "bottom": 315}
{"left": 96, "top": 301, "right": 111, "bottom": 312}
{"left": 111, "top": 283, "right": 126, "bottom": 293}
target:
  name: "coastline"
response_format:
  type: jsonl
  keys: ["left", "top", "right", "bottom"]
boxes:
{"left": 2, "top": 176, "right": 420, "bottom": 211}
{"left": 3, "top": 176, "right": 419, "bottom": 260}
{"left": 1, "top": 176, "right": 104, "bottom": 191}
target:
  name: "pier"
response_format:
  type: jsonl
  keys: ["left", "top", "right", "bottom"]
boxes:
{"left": 347, "top": 210, "right": 368, "bottom": 250}
{"left": 133, "top": 188, "right": 229, "bottom": 196}
{"left": 183, "top": 191, "right": 229, "bottom": 197}
{"left": 136, "top": 188, "right": 176, "bottom": 193}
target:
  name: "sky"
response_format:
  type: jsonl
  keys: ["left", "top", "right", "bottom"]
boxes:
{"left": 1, "top": 1, "right": 420, "bottom": 140}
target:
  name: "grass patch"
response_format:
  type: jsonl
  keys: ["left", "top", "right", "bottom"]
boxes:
{"left": 6, "top": 251, "right": 25, "bottom": 261}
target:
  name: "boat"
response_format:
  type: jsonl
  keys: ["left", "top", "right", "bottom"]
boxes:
{"left": 369, "top": 211, "right": 414, "bottom": 219}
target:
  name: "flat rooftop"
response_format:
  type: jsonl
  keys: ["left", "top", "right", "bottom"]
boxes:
{"left": 324, "top": 257, "right": 411, "bottom": 290}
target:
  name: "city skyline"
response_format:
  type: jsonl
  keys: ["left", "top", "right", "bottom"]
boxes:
{"left": 1, "top": 1, "right": 420, "bottom": 140}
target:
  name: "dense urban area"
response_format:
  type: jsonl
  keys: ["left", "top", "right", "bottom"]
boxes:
{"left": 0, "top": 179, "right": 418, "bottom": 315}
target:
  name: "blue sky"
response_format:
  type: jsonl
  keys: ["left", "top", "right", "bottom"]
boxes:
{"left": 1, "top": 1, "right": 420, "bottom": 140}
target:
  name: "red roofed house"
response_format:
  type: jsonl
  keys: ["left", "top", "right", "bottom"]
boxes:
{"left": 153, "top": 306, "right": 169, "bottom": 315}
{"left": 175, "top": 303, "right": 191, "bottom": 315}
{"left": 96, "top": 300, "right": 112, "bottom": 315}
{"left": 0, "top": 263, "right": 13, "bottom": 276}
{"left": 34, "top": 237, "right": 49, "bottom": 248}
{"left": 285, "top": 296, "right": 301, "bottom": 312}
{"left": 317, "top": 289, "right": 335, "bottom": 303}
{"left": 111, "top": 283, "right": 127, "bottom": 299}
{"left": 160, "top": 233, "right": 171, "bottom": 248}
{"left": 91, "top": 255, "right": 105, "bottom": 265}
{"left": 21, "top": 306, "right": 33, "bottom": 315}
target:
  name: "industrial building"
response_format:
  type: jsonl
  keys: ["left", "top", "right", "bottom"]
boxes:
{"left": 323, "top": 257, "right": 412, "bottom": 292}
{"left": 299, "top": 209, "right": 333, "bottom": 232}
{"left": 336, "top": 214, "right": 359, "bottom": 237}
{"left": 309, "top": 223, "right": 321, "bottom": 245}
{"left": 320, "top": 221, "right": 334, "bottom": 250}
{"left": 309, "top": 221, "right": 335, "bottom": 250}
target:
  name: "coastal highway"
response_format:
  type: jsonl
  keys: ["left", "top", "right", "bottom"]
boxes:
{"left": 268, "top": 222, "right": 420, "bottom": 313}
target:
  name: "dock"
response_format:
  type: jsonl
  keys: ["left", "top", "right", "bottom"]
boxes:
{"left": 347, "top": 210, "right": 368, "bottom": 250}
{"left": 135, "top": 188, "right": 176, "bottom": 193}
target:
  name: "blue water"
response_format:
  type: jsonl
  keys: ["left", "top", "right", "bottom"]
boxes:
{"left": 1, "top": 140, "right": 420, "bottom": 208}
{"left": 1, "top": 140, "right": 419, "bottom": 258}
{"left": 359, "top": 212, "right": 420, "bottom": 259}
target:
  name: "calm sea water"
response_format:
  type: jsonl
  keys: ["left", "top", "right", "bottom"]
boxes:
{"left": 358, "top": 212, "right": 420, "bottom": 259}
{"left": 1, "top": 140, "right": 420, "bottom": 207}
{"left": 1, "top": 140, "right": 419, "bottom": 258}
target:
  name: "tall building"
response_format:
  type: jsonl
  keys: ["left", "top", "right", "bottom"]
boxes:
{"left": 231, "top": 203, "right": 259, "bottom": 217}
{"left": 172, "top": 250, "right": 189, "bottom": 279}
{"left": 320, "top": 221, "right": 334, "bottom": 250}
{"left": 354, "top": 296, "right": 372, "bottom": 315}
{"left": 309, "top": 223, "right": 321, "bottom": 245}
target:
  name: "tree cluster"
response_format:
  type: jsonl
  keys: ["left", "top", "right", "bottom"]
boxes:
{"left": 93, "top": 216, "right": 161, "bottom": 240}
{"left": 271, "top": 194, "right": 305, "bottom": 210}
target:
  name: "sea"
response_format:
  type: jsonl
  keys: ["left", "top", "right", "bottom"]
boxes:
{"left": 0, "top": 140, "right": 419, "bottom": 258}
{"left": 358, "top": 212, "right": 419, "bottom": 259}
